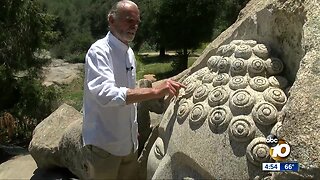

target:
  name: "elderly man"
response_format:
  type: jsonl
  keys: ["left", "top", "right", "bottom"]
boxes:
{"left": 82, "top": 1, "right": 185, "bottom": 179}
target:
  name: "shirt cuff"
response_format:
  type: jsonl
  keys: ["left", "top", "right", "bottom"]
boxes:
{"left": 114, "top": 87, "right": 128, "bottom": 106}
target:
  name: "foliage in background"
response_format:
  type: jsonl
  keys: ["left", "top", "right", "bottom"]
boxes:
{"left": 39, "top": 0, "right": 248, "bottom": 66}
{"left": 0, "top": 0, "right": 60, "bottom": 146}
{"left": 39, "top": 0, "right": 118, "bottom": 63}
{"left": 135, "top": 54, "right": 197, "bottom": 80}
{"left": 0, "top": 0, "right": 249, "bottom": 146}
{"left": 135, "top": 0, "right": 249, "bottom": 72}
{"left": 58, "top": 70, "right": 84, "bottom": 112}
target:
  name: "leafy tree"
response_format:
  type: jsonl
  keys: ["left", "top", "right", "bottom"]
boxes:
{"left": 39, "top": 0, "right": 95, "bottom": 61}
{"left": 154, "top": 0, "right": 217, "bottom": 71}
{"left": 87, "top": 0, "right": 118, "bottom": 39}
{"left": 137, "top": 0, "right": 249, "bottom": 72}
{"left": 0, "top": 0, "right": 59, "bottom": 145}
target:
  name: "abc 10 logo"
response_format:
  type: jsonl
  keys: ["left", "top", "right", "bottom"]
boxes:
{"left": 266, "top": 134, "right": 291, "bottom": 161}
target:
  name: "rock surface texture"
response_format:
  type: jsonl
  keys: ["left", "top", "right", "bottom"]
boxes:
{"left": 28, "top": 103, "right": 86, "bottom": 179}
{"left": 148, "top": 40, "right": 287, "bottom": 179}
{"left": 148, "top": 0, "right": 320, "bottom": 179}
{"left": 42, "top": 59, "right": 83, "bottom": 86}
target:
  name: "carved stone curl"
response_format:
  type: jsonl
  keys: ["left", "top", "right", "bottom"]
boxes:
{"left": 217, "top": 57, "right": 230, "bottom": 73}
{"left": 248, "top": 58, "right": 265, "bottom": 75}
{"left": 230, "top": 89, "right": 255, "bottom": 115}
{"left": 193, "top": 84, "right": 210, "bottom": 103}
{"left": 207, "top": 56, "right": 223, "bottom": 72}
{"left": 177, "top": 99, "right": 193, "bottom": 123}
{"left": 252, "top": 44, "right": 269, "bottom": 59}
{"left": 208, "top": 106, "right": 232, "bottom": 132}
{"left": 216, "top": 44, "right": 236, "bottom": 57}
{"left": 243, "top": 40, "right": 257, "bottom": 47}
{"left": 228, "top": 115, "right": 256, "bottom": 142}
{"left": 185, "top": 80, "right": 201, "bottom": 98}
{"left": 263, "top": 87, "right": 287, "bottom": 110}
{"left": 249, "top": 76, "right": 270, "bottom": 92}
{"left": 246, "top": 137, "right": 271, "bottom": 166}
{"left": 212, "top": 73, "right": 230, "bottom": 86}
{"left": 230, "top": 40, "right": 244, "bottom": 45}
{"left": 188, "top": 103, "right": 208, "bottom": 126}
{"left": 194, "top": 67, "right": 210, "bottom": 80}
{"left": 268, "top": 76, "right": 288, "bottom": 89}
{"left": 234, "top": 44, "right": 252, "bottom": 59}
{"left": 265, "top": 57, "right": 284, "bottom": 75}
{"left": 208, "top": 86, "right": 229, "bottom": 107}
{"left": 252, "top": 101, "right": 278, "bottom": 125}
{"left": 229, "top": 76, "right": 248, "bottom": 90}
{"left": 202, "top": 72, "right": 216, "bottom": 84}
{"left": 182, "top": 75, "right": 196, "bottom": 86}
{"left": 230, "top": 58, "right": 247, "bottom": 76}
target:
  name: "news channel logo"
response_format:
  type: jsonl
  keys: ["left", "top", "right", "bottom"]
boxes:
{"left": 266, "top": 134, "right": 291, "bottom": 161}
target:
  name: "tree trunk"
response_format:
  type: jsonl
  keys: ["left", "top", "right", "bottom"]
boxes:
{"left": 175, "top": 48, "right": 188, "bottom": 72}
{"left": 159, "top": 46, "right": 165, "bottom": 57}
{"left": 181, "top": 47, "right": 188, "bottom": 70}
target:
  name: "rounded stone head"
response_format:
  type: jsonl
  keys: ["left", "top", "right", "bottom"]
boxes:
{"left": 108, "top": 0, "right": 140, "bottom": 45}
{"left": 147, "top": 40, "right": 289, "bottom": 179}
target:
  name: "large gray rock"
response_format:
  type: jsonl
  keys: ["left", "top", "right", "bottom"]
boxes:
{"left": 147, "top": 0, "right": 320, "bottom": 179}
{"left": 0, "top": 154, "right": 77, "bottom": 179}
{"left": 28, "top": 103, "right": 86, "bottom": 178}
{"left": 42, "top": 59, "right": 83, "bottom": 86}
{"left": 28, "top": 98, "right": 164, "bottom": 179}
{"left": 148, "top": 39, "right": 287, "bottom": 179}
{"left": 137, "top": 79, "right": 165, "bottom": 155}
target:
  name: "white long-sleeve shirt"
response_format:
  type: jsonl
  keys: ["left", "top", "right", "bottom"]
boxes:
{"left": 82, "top": 32, "right": 138, "bottom": 156}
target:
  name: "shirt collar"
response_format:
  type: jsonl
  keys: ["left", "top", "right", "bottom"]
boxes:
{"left": 106, "top": 31, "right": 129, "bottom": 52}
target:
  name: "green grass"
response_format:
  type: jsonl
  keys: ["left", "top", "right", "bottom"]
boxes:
{"left": 59, "top": 71, "right": 84, "bottom": 111}
{"left": 136, "top": 54, "right": 198, "bottom": 80}
{"left": 59, "top": 52, "right": 199, "bottom": 110}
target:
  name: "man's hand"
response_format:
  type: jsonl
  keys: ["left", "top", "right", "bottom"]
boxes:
{"left": 154, "top": 79, "right": 186, "bottom": 98}
{"left": 126, "top": 79, "right": 186, "bottom": 104}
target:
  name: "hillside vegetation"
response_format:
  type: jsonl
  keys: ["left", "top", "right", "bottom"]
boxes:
{"left": 0, "top": 0, "right": 248, "bottom": 147}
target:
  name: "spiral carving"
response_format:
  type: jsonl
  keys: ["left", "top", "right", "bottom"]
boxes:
{"left": 253, "top": 44, "right": 269, "bottom": 59}
{"left": 182, "top": 76, "right": 196, "bottom": 86}
{"left": 230, "top": 40, "right": 244, "bottom": 45}
{"left": 229, "top": 76, "right": 248, "bottom": 90}
{"left": 265, "top": 57, "right": 284, "bottom": 75}
{"left": 217, "top": 57, "right": 230, "bottom": 73}
{"left": 249, "top": 76, "right": 270, "bottom": 92}
{"left": 193, "top": 84, "right": 210, "bottom": 103}
{"left": 177, "top": 99, "right": 193, "bottom": 122}
{"left": 230, "top": 58, "right": 247, "bottom": 76}
{"left": 268, "top": 76, "right": 288, "bottom": 89}
{"left": 228, "top": 115, "right": 256, "bottom": 142}
{"left": 188, "top": 103, "right": 208, "bottom": 126}
{"left": 248, "top": 58, "right": 265, "bottom": 75}
{"left": 207, "top": 56, "right": 223, "bottom": 71}
{"left": 212, "top": 73, "right": 230, "bottom": 86}
{"left": 246, "top": 137, "right": 271, "bottom": 166}
{"left": 185, "top": 80, "right": 201, "bottom": 98}
{"left": 263, "top": 87, "right": 287, "bottom": 110}
{"left": 243, "top": 40, "right": 257, "bottom": 47}
{"left": 234, "top": 44, "right": 252, "bottom": 59}
{"left": 252, "top": 101, "right": 278, "bottom": 125}
{"left": 208, "top": 106, "right": 232, "bottom": 131}
{"left": 194, "top": 67, "right": 210, "bottom": 80}
{"left": 202, "top": 72, "right": 216, "bottom": 84}
{"left": 208, "top": 86, "right": 229, "bottom": 107}
{"left": 230, "top": 89, "right": 255, "bottom": 115}
{"left": 216, "top": 44, "right": 236, "bottom": 57}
